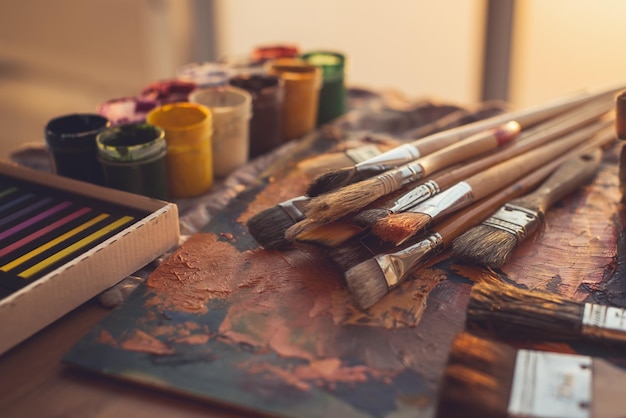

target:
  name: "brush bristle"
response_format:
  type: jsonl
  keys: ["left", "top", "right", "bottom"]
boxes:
{"left": 352, "top": 208, "right": 392, "bottom": 227}
{"left": 467, "top": 281, "right": 585, "bottom": 342}
{"left": 246, "top": 206, "right": 298, "bottom": 249}
{"left": 288, "top": 220, "right": 363, "bottom": 248}
{"left": 371, "top": 212, "right": 432, "bottom": 244}
{"left": 435, "top": 332, "right": 516, "bottom": 418}
{"left": 306, "top": 166, "right": 386, "bottom": 197}
{"left": 327, "top": 241, "right": 376, "bottom": 271}
{"left": 297, "top": 152, "right": 356, "bottom": 177}
{"left": 306, "top": 167, "right": 355, "bottom": 197}
{"left": 344, "top": 258, "right": 390, "bottom": 310}
{"left": 305, "top": 178, "right": 389, "bottom": 222}
{"left": 451, "top": 225, "right": 518, "bottom": 269}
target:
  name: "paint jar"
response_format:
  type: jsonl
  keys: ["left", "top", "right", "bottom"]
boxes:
{"left": 301, "top": 51, "right": 347, "bottom": 125}
{"left": 140, "top": 79, "right": 197, "bottom": 104}
{"left": 97, "top": 96, "right": 159, "bottom": 126}
{"left": 44, "top": 113, "right": 110, "bottom": 185}
{"left": 265, "top": 58, "right": 322, "bottom": 141}
{"left": 146, "top": 103, "right": 213, "bottom": 198}
{"left": 252, "top": 44, "right": 299, "bottom": 62}
{"left": 229, "top": 74, "right": 284, "bottom": 158}
{"left": 189, "top": 85, "right": 252, "bottom": 177}
{"left": 176, "top": 62, "right": 231, "bottom": 89}
{"left": 219, "top": 54, "right": 266, "bottom": 76}
{"left": 96, "top": 123, "right": 169, "bottom": 200}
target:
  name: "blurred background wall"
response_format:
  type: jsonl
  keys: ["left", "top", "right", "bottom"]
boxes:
{"left": 1, "top": 0, "right": 625, "bottom": 158}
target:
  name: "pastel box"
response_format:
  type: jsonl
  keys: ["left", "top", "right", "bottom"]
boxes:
{"left": 0, "top": 161, "right": 180, "bottom": 355}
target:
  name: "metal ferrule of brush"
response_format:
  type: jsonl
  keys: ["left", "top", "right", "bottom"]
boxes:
{"left": 581, "top": 303, "right": 626, "bottom": 343}
{"left": 410, "top": 181, "right": 474, "bottom": 218}
{"left": 481, "top": 203, "right": 540, "bottom": 242}
{"left": 375, "top": 164, "right": 424, "bottom": 195}
{"left": 376, "top": 233, "right": 443, "bottom": 288}
{"left": 354, "top": 143, "right": 421, "bottom": 172}
{"left": 388, "top": 180, "right": 440, "bottom": 213}
{"left": 508, "top": 350, "right": 591, "bottom": 418}
{"left": 278, "top": 196, "right": 310, "bottom": 222}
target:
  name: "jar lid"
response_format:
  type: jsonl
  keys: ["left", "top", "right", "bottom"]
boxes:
{"left": 96, "top": 123, "right": 166, "bottom": 162}
{"left": 252, "top": 44, "right": 299, "bottom": 62}
{"left": 176, "top": 62, "right": 231, "bottom": 88}
{"left": 97, "top": 96, "right": 159, "bottom": 126}
{"left": 45, "top": 114, "right": 110, "bottom": 148}
{"left": 301, "top": 51, "right": 345, "bottom": 79}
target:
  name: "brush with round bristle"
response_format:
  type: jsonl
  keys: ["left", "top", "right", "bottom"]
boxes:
{"left": 305, "top": 86, "right": 619, "bottom": 197}
{"left": 285, "top": 218, "right": 364, "bottom": 248}
{"left": 306, "top": 166, "right": 384, "bottom": 197}
{"left": 370, "top": 212, "right": 433, "bottom": 245}
{"left": 305, "top": 122, "right": 521, "bottom": 222}
{"left": 298, "top": 152, "right": 361, "bottom": 178}
{"left": 246, "top": 196, "right": 309, "bottom": 250}
{"left": 452, "top": 144, "right": 605, "bottom": 269}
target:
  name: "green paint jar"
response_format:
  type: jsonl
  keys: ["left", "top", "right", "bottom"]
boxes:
{"left": 96, "top": 123, "right": 169, "bottom": 200}
{"left": 301, "top": 51, "right": 347, "bottom": 125}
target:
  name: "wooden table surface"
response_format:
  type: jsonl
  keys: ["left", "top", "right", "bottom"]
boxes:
{"left": 0, "top": 300, "right": 246, "bottom": 418}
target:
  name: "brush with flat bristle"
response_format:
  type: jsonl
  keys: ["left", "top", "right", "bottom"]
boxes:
{"left": 368, "top": 120, "right": 612, "bottom": 246}
{"left": 303, "top": 121, "right": 521, "bottom": 222}
{"left": 305, "top": 82, "right": 625, "bottom": 197}
{"left": 435, "top": 331, "right": 626, "bottom": 418}
{"left": 343, "top": 145, "right": 607, "bottom": 310}
{"left": 353, "top": 101, "right": 614, "bottom": 229}
{"left": 246, "top": 196, "right": 310, "bottom": 249}
{"left": 451, "top": 128, "right": 615, "bottom": 269}
{"left": 467, "top": 280, "right": 626, "bottom": 347}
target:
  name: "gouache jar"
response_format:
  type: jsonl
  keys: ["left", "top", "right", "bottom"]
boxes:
{"left": 252, "top": 44, "right": 299, "bottom": 62}
{"left": 229, "top": 74, "right": 284, "bottom": 158}
{"left": 265, "top": 58, "right": 322, "bottom": 141}
{"left": 141, "top": 79, "right": 197, "bottom": 104}
{"left": 146, "top": 103, "right": 213, "bottom": 198}
{"left": 96, "top": 123, "right": 169, "bottom": 200}
{"left": 97, "top": 96, "right": 159, "bottom": 126}
{"left": 176, "top": 62, "right": 231, "bottom": 89}
{"left": 189, "top": 86, "right": 252, "bottom": 177}
{"left": 44, "top": 113, "right": 110, "bottom": 185}
{"left": 301, "top": 51, "right": 347, "bottom": 125}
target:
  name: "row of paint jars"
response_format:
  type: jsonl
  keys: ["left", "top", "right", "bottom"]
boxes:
{"left": 46, "top": 46, "right": 346, "bottom": 200}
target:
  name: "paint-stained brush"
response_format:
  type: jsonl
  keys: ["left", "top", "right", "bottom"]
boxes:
{"left": 305, "top": 82, "right": 625, "bottom": 196}
{"left": 246, "top": 195, "right": 310, "bottom": 249}
{"left": 344, "top": 146, "right": 604, "bottom": 310}
{"left": 451, "top": 130, "right": 614, "bottom": 269}
{"left": 354, "top": 102, "right": 613, "bottom": 229}
{"left": 368, "top": 122, "right": 610, "bottom": 246}
{"left": 304, "top": 121, "right": 521, "bottom": 222}
{"left": 467, "top": 280, "right": 626, "bottom": 347}
{"left": 435, "top": 332, "right": 625, "bottom": 418}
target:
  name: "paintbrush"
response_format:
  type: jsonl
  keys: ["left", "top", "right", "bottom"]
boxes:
{"left": 247, "top": 99, "right": 612, "bottom": 250}
{"left": 246, "top": 195, "right": 310, "bottom": 249}
{"left": 451, "top": 128, "right": 615, "bottom": 269}
{"left": 302, "top": 121, "right": 521, "bottom": 222}
{"left": 343, "top": 146, "right": 604, "bottom": 310}
{"left": 435, "top": 331, "right": 626, "bottom": 418}
{"left": 305, "top": 81, "right": 625, "bottom": 197}
{"left": 467, "top": 280, "right": 626, "bottom": 347}
{"left": 353, "top": 101, "right": 613, "bottom": 229}
{"left": 367, "top": 120, "right": 612, "bottom": 246}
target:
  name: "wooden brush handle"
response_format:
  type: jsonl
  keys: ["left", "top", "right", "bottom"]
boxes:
{"left": 417, "top": 122, "right": 520, "bottom": 176}
{"left": 512, "top": 148, "right": 602, "bottom": 213}
{"left": 437, "top": 145, "right": 605, "bottom": 246}
{"left": 467, "top": 125, "right": 603, "bottom": 200}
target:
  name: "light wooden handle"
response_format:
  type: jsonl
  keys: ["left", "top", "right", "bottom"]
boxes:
{"left": 468, "top": 125, "right": 601, "bottom": 199}
{"left": 418, "top": 122, "right": 520, "bottom": 175}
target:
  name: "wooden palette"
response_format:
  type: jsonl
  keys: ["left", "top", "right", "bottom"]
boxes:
{"left": 64, "top": 129, "right": 626, "bottom": 417}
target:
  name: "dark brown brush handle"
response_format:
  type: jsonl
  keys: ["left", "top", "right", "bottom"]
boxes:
{"left": 511, "top": 148, "right": 602, "bottom": 213}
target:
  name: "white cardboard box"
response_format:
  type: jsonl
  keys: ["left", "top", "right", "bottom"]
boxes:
{"left": 0, "top": 161, "right": 180, "bottom": 355}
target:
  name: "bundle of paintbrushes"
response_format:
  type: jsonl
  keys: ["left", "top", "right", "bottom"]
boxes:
{"left": 342, "top": 134, "right": 611, "bottom": 309}
{"left": 246, "top": 83, "right": 621, "bottom": 251}
{"left": 434, "top": 331, "right": 625, "bottom": 418}
{"left": 467, "top": 280, "right": 626, "bottom": 348}
{"left": 288, "top": 104, "right": 613, "bottom": 248}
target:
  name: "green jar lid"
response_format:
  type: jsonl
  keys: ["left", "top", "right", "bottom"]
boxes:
{"left": 301, "top": 51, "right": 345, "bottom": 79}
{"left": 96, "top": 123, "right": 166, "bottom": 162}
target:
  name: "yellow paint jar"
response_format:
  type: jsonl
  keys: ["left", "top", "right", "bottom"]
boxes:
{"left": 265, "top": 58, "right": 322, "bottom": 141}
{"left": 146, "top": 103, "right": 213, "bottom": 198}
